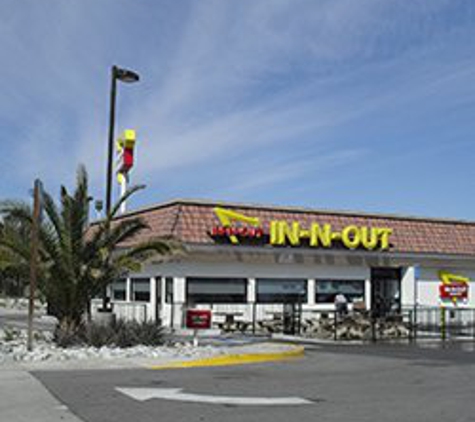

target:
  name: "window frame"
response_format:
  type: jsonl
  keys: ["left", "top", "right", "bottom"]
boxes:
{"left": 315, "top": 279, "right": 366, "bottom": 304}
{"left": 256, "top": 278, "right": 308, "bottom": 304}
{"left": 186, "top": 277, "right": 248, "bottom": 305}
{"left": 130, "top": 277, "right": 151, "bottom": 302}
{"left": 111, "top": 279, "right": 127, "bottom": 301}
{"left": 165, "top": 277, "right": 174, "bottom": 304}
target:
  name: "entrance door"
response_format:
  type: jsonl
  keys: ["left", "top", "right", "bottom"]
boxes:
{"left": 371, "top": 268, "right": 401, "bottom": 317}
{"left": 155, "top": 277, "right": 162, "bottom": 323}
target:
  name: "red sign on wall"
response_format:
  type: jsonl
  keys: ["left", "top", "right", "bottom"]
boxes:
{"left": 186, "top": 309, "right": 212, "bottom": 330}
{"left": 438, "top": 271, "right": 470, "bottom": 304}
{"left": 439, "top": 283, "right": 469, "bottom": 301}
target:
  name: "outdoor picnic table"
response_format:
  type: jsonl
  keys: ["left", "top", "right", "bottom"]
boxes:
{"left": 212, "top": 312, "right": 249, "bottom": 333}
{"left": 212, "top": 311, "right": 245, "bottom": 324}
{"left": 213, "top": 311, "right": 244, "bottom": 316}
{"left": 265, "top": 311, "right": 284, "bottom": 320}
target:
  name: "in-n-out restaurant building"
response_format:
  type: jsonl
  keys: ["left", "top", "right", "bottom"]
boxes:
{"left": 104, "top": 199, "right": 475, "bottom": 327}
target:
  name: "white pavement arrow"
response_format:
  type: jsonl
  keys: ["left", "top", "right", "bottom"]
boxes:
{"left": 116, "top": 387, "right": 312, "bottom": 406}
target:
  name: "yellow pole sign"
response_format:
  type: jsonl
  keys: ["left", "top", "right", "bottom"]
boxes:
{"left": 212, "top": 207, "right": 393, "bottom": 250}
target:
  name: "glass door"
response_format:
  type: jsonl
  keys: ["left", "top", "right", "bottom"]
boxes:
{"left": 371, "top": 268, "right": 401, "bottom": 317}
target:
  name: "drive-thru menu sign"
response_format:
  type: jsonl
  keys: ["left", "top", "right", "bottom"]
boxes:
{"left": 439, "top": 271, "right": 469, "bottom": 304}
{"left": 186, "top": 309, "right": 212, "bottom": 330}
{"left": 186, "top": 309, "right": 212, "bottom": 347}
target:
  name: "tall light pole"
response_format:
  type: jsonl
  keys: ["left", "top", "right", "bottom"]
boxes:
{"left": 27, "top": 179, "right": 42, "bottom": 351}
{"left": 105, "top": 65, "right": 140, "bottom": 218}
{"left": 102, "top": 65, "right": 140, "bottom": 312}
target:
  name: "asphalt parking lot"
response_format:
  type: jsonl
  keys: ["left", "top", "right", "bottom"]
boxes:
{"left": 32, "top": 342, "right": 475, "bottom": 422}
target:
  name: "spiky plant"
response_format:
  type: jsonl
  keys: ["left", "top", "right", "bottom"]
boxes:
{"left": 0, "top": 165, "right": 178, "bottom": 329}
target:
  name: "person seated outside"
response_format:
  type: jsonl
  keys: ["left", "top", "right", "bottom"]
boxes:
{"left": 334, "top": 292, "right": 348, "bottom": 317}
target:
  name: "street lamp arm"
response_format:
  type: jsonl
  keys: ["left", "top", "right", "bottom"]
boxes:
{"left": 114, "top": 65, "right": 140, "bottom": 83}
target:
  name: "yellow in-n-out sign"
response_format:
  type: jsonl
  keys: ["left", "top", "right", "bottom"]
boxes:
{"left": 270, "top": 221, "right": 392, "bottom": 250}
{"left": 212, "top": 207, "right": 393, "bottom": 250}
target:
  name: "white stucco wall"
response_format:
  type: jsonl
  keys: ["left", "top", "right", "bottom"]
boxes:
{"left": 148, "top": 259, "right": 371, "bottom": 280}
{"left": 102, "top": 254, "right": 475, "bottom": 328}
{"left": 414, "top": 267, "right": 475, "bottom": 309}
{"left": 147, "top": 257, "right": 371, "bottom": 327}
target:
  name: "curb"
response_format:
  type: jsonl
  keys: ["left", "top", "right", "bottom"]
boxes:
{"left": 272, "top": 334, "right": 364, "bottom": 346}
{"left": 150, "top": 344, "right": 305, "bottom": 369}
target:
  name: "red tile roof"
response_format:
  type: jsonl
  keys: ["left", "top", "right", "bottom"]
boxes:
{"left": 116, "top": 199, "right": 475, "bottom": 257}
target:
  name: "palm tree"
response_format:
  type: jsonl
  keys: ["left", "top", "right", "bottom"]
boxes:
{"left": 0, "top": 165, "right": 178, "bottom": 329}
{"left": 0, "top": 211, "right": 34, "bottom": 297}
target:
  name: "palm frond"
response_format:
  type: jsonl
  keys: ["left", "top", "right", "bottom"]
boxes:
{"left": 124, "top": 238, "right": 180, "bottom": 259}
{"left": 41, "top": 190, "right": 63, "bottom": 242}
{"left": 0, "top": 165, "right": 178, "bottom": 326}
{"left": 0, "top": 201, "right": 33, "bottom": 226}
{"left": 108, "top": 184, "right": 146, "bottom": 219}
{"left": 102, "top": 218, "right": 149, "bottom": 250}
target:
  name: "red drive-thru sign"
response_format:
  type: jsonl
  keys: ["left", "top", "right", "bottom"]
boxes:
{"left": 186, "top": 309, "right": 212, "bottom": 330}
{"left": 439, "top": 271, "right": 470, "bottom": 304}
{"left": 439, "top": 283, "right": 469, "bottom": 301}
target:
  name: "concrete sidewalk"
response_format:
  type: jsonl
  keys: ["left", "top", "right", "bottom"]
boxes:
{"left": 0, "top": 370, "right": 83, "bottom": 422}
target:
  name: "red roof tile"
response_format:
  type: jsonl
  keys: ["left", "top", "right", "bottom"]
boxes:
{"left": 116, "top": 199, "right": 475, "bottom": 256}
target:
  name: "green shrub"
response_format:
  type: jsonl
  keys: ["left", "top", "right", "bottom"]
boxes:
{"left": 53, "top": 319, "right": 165, "bottom": 348}
{"left": 53, "top": 320, "right": 84, "bottom": 348}
{"left": 84, "top": 322, "right": 119, "bottom": 348}
{"left": 132, "top": 320, "right": 166, "bottom": 346}
{"left": 3, "top": 327, "right": 19, "bottom": 342}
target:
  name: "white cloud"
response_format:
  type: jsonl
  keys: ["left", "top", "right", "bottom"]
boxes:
{"left": 1, "top": 0, "right": 474, "bottom": 211}
{"left": 216, "top": 148, "right": 368, "bottom": 195}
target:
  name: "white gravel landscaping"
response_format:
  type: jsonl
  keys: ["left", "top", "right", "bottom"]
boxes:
{"left": 0, "top": 297, "right": 46, "bottom": 311}
{"left": 0, "top": 327, "right": 220, "bottom": 364}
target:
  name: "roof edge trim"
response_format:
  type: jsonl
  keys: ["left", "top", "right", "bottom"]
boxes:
{"left": 106, "top": 198, "right": 475, "bottom": 226}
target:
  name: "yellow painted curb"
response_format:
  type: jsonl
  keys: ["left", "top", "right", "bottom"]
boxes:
{"left": 150, "top": 345, "right": 304, "bottom": 369}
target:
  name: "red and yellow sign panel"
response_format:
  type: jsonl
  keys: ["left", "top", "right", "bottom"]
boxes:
{"left": 116, "top": 129, "right": 137, "bottom": 184}
{"left": 212, "top": 207, "right": 393, "bottom": 250}
{"left": 439, "top": 271, "right": 469, "bottom": 304}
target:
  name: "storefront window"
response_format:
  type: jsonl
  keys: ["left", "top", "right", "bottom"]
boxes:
{"left": 187, "top": 278, "right": 247, "bottom": 304}
{"left": 256, "top": 278, "right": 307, "bottom": 303}
{"left": 156, "top": 277, "right": 162, "bottom": 303}
{"left": 112, "top": 279, "right": 126, "bottom": 301}
{"left": 165, "top": 277, "right": 173, "bottom": 304}
{"left": 131, "top": 278, "right": 151, "bottom": 302}
{"left": 315, "top": 280, "right": 365, "bottom": 303}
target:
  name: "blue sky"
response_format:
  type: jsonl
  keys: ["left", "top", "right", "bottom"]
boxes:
{"left": 1, "top": 0, "right": 475, "bottom": 219}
